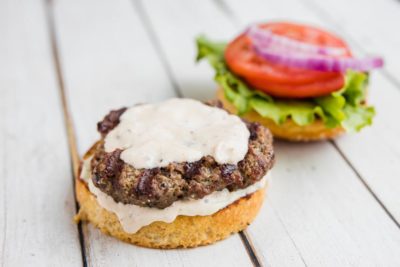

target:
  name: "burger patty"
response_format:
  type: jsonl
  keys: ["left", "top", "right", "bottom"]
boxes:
{"left": 89, "top": 105, "right": 275, "bottom": 209}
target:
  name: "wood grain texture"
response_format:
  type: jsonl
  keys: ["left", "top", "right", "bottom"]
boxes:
{"left": 299, "top": 0, "right": 400, "bottom": 224}
{"left": 50, "top": 0, "right": 252, "bottom": 266}
{"left": 137, "top": 0, "right": 238, "bottom": 101}
{"left": 84, "top": 224, "right": 251, "bottom": 267}
{"left": 260, "top": 142, "right": 400, "bottom": 267}
{"left": 221, "top": 0, "right": 400, "bottom": 265}
{"left": 221, "top": 0, "right": 400, "bottom": 225}
{"left": 51, "top": 0, "right": 176, "bottom": 156}
{"left": 0, "top": 0, "right": 82, "bottom": 266}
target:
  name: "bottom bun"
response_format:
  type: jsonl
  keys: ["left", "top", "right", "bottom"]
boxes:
{"left": 75, "top": 178, "right": 266, "bottom": 248}
{"left": 217, "top": 87, "right": 344, "bottom": 141}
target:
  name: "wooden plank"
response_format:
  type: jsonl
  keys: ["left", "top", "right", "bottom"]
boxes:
{"left": 333, "top": 73, "right": 400, "bottom": 221}
{"left": 51, "top": 0, "right": 177, "bottom": 156}
{"left": 297, "top": 0, "right": 400, "bottom": 223}
{"left": 220, "top": 0, "right": 400, "bottom": 265}
{"left": 221, "top": 0, "right": 400, "bottom": 224}
{"left": 139, "top": 0, "right": 400, "bottom": 265}
{"left": 257, "top": 142, "right": 400, "bottom": 267}
{"left": 0, "top": 0, "right": 83, "bottom": 266}
{"left": 50, "top": 0, "right": 252, "bottom": 265}
{"left": 84, "top": 224, "right": 251, "bottom": 267}
{"left": 137, "top": 0, "right": 239, "bottom": 101}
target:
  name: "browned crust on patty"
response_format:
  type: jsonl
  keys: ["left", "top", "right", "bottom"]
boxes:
{"left": 75, "top": 177, "right": 266, "bottom": 249}
{"left": 97, "top": 107, "right": 127, "bottom": 137}
{"left": 90, "top": 118, "right": 274, "bottom": 209}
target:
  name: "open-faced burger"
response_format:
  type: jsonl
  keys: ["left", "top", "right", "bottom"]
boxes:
{"left": 196, "top": 22, "right": 383, "bottom": 141}
{"left": 75, "top": 98, "right": 275, "bottom": 248}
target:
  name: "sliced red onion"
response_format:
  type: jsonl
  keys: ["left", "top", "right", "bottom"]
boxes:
{"left": 247, "top": 25, "right": 384, "bottom": 72}
{"left": 253, "top": 45, "right": 384, "bottom": 72}
{"left": 247, "top": 25, "right": 348, "bottom": 57}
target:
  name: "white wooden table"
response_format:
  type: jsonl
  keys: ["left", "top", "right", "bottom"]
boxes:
{"left": 2, "top": 0, "right": 400, "bottom": 266}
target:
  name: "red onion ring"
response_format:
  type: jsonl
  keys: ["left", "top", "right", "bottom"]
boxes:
{"left": 253, "top": 45, "right": 384, "bottom": 72}
{"left": 247, "top": 25, "right": 348, "bottom": 57}
{"left": 247, "top": 25, "right": 384, "bottom": 72}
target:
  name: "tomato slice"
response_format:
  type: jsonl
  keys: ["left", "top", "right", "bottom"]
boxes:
{"left": 247, "top": 75, "right": 345, "bottom": 98}
{"left": 224, "top": 22, "right": 352, "bottom": 98}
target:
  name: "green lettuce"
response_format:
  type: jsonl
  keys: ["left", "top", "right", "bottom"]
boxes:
{"left": 196, "top": 36, "right": 375, "bottom": 132}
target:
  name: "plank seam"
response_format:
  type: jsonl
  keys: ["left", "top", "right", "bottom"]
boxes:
{"left": 1, "top": 145, "right": 7, "bottom": 267}
{"left": 239, "top": 231, "right": 263, "bottom": 267}
{"left": 213, "top": 0, "right": 241, "bottom": 27}
{"left": 215, "top": 0, "right": 400, "bottom": 258}
{"left": 301, "top": 0, "right": 400, "bottom": 91}
{"left": 211, "top": 1, "right": 283, "bottom": 265}
{"left": 297, "top": 0, "right": 400, "bottom": 228}
{"left": 131, "top": 0, "right": 183, "bottom": 98}
{"left": 330, "top": 141, "right": 400, "bottom": 229}
{"left": 43, "top": 0, "right": 88, "bottom": 266}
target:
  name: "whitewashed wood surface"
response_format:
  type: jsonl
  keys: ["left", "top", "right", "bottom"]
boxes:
{"left": 1, "top": 0, "right": 400, "bottom": 266}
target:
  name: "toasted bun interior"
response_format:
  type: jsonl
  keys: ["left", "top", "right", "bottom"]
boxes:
{"left": 217, "top": 87, "right": 344, "bottom": 141}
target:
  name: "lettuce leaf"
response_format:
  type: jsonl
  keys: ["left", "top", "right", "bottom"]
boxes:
{"left": 196, "top": 36, "right": 375, "bottom": 132}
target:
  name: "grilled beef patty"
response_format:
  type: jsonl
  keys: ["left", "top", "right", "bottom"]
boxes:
{"left": 89, "top": 105, "right": 275, "bottom": 209}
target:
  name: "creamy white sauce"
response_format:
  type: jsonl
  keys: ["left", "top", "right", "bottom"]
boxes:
{"left": 80, "top": 156, "right": 92, "bottom": 183}
{"left": 87, "top": 174, "right": 269, "bottom": 234}
{"left": 104, "top": 98, "right": 250, "bottom": 169}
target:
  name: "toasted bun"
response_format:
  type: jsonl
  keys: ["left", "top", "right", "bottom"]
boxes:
{"left": 75, "top": 178, "right": 265, "bottom": 248}
{"left": 217, "top": 87, "right": 344, "bottom": 141}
